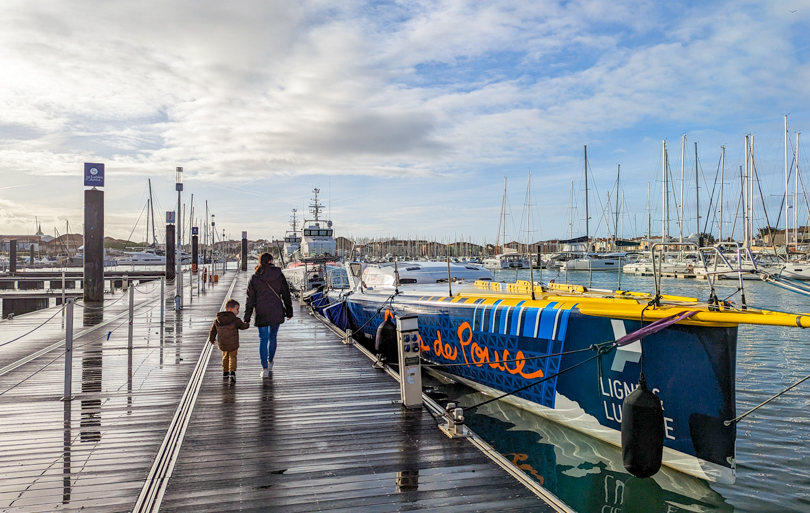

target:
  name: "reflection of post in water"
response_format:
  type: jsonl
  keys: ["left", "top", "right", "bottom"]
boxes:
{"left": 62, "top": 400, "right": 72, "bottom": 505}
{"left": 82, "top": 301, "right": 104, "bottom": 327}
{"left": 127, "top": 346, "right": 133, "bottom": 415}
{"left": 81, "top": 350, "right": 102, "bottom": 443}
{"left": 395, "top": 409, "right": 421, "bottom": 493}
{"left": 175, "top": 308, "right": 182, "bottom": 364}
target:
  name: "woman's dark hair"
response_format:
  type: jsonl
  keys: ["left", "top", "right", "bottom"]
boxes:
{"left": 255, "top": 252, "right": 274, "bottom": 272}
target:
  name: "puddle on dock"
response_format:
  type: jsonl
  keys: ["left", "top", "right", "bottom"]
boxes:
{"left": 423, "top": 374, "right": 733, "bottom": 513}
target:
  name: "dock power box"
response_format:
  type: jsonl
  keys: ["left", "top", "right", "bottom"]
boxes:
{"left": 396, "top": 314, "right": 422, "bottom": 409}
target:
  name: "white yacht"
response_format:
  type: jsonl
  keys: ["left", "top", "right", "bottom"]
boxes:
{"left": 561, "top": 253, "right": 627, "bottom": 271}
{"left": 117, "top": 248, "right": 166, "bottom": 266}
{"left": 361, "top": 261, "right": 493, "bottom": 288}
{"left": 544, "top": 243, "right": 587, "bottom": 270}
{"left": 482, "top": 253, "right": 530, "bottom": 270}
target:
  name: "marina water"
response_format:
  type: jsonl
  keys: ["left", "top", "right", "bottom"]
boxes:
{"left": 423, "top": 269, "right": 810, "bottom": 513}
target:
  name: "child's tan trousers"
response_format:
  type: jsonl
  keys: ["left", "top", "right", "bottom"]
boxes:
{"left": 221, "top": 350, "right": 237, "bottom": 372}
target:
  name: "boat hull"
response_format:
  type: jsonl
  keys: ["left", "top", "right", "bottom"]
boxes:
{"left": 332, "top": 290, "right": 736, "bottom": 483}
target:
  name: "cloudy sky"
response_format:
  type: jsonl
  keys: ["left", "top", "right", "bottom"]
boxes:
{"left": 1, "top": 0, "right": 809, "bottom": 245}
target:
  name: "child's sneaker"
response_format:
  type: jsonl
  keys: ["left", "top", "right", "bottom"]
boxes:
{"left": 229, "top": 372, "right": 236, "bottom": 383}
{"left": 267, "top": 362, "right": 274, "bottom": 371}
{"left": 261, "top": 369, "right": 269, "bottom": 379}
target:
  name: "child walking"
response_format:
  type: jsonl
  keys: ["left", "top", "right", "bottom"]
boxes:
{"left": 208, "top": 299, "right": 249, "bottom": 383}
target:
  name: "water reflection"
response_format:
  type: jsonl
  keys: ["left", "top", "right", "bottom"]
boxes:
{"left": 80, "top": 349, "right": 102, "bottom": 443}
{"left": 82, "top": 302, "right": 103, "bottom": 327}
{"left": 62, "top": 400, "right": 72, "bottom": 505}
{"left": 425, "top": 376, "right": 733, "bottom": 513}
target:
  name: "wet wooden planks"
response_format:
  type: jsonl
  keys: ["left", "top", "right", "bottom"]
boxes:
{"left": 160, "top": 304, "right": 556, "bottom": 512}
{"left": 0, "top": 272, "right": 241, "bottom": 512}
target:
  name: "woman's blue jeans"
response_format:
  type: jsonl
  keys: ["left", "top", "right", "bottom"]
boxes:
{"left": 258, "top": 325, "right": 280, "bottom": 369}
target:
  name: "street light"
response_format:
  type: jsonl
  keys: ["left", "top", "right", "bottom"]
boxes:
{"left": 176, "top": 167, "right": 183, "bottom": 310}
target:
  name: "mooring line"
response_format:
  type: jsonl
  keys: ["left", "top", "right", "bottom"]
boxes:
{"left": 132, "top": 272, "right": 239, "bottom": 513}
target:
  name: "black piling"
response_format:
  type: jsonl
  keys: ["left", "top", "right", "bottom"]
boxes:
{"left": 241, "top": 233, "right": 247, "bottom": 271}
{"left": 83, "top": 189, "right": 104, "bottom": 303}
{"left": 191, "top": 234, "right": 198, "bottom": 273}
{"left": 166, "top": 224, "right": 176, "bottom": 282}
{"left": 9, "top": 240, "right": 16, "bottom": 275}
{"left": 29, "top": 244, "right": 34, "bottom": 266}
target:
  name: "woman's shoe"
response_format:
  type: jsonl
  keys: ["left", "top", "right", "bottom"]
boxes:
{"left": 267, "top": 362, "right": 274, "bottom": 371}
{"left": 223, "top": 371, "right": 229, "bottom": 380}
{"left": 229, "top": 372, "right": 236, "bottom": 383}
{"left": 261, "top": 369, "right": 270, "bottom": 379}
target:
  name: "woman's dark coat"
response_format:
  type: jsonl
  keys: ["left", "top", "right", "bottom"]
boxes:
{"left": 244, "top": 265, "right": 293, "bottom": 327}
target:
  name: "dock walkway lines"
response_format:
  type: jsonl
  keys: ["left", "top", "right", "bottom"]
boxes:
{"left": 0, "top": 270, "right": 564, "bottom": 512}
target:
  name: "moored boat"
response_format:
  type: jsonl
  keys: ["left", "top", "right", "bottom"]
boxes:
{"left": 319, "top": 262, "right": 810, "bottom": 484}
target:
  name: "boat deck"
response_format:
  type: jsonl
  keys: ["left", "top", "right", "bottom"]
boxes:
{"left": 0, "top": 270, "right": 563, "bottom": 512}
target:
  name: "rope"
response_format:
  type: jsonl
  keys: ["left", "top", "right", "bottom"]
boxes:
{"left": 350, "top": 292, "right": 398, "bottom": 334}
{"left": 463, "top": 347, "right": 610, "bottom": 412}
{"left": 725, "top": 371, "right": 810, "bottom": 426}
{"left": 421, "top": 346, "right": 593, "bottom": 368}
{"left": 0, "top": 305, "right": 65, "bottom": 348}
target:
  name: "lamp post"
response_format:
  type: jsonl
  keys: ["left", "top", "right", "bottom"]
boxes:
{"left": 176, "top": 167, "right": 183, "bottom": 309}
{"left": 211, "top": 214, "right": 216, "bottom": 276}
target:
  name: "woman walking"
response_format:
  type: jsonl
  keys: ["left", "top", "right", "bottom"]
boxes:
{"left": 243, "top": 252, "right": 293, "bottom": 378}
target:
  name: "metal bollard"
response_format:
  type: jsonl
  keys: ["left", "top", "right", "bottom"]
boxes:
{"left": 128, "top": 285, "right": 134, "bottom": 349}
{"left": 160, "top": 277, "right": 165, "bottom": 325}
{"left": 63, "top": 300, "right": 74, "bottom": 401}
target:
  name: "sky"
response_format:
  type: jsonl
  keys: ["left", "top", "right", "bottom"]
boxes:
{"left": 1, "top": 0, "right": 810, "bottom": 245}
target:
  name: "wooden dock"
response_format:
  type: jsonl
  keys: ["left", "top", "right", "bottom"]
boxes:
{"left": 0, "top": 270, "right": 567, "bottom": 512}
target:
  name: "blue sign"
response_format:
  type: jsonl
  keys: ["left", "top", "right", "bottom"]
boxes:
{"left": 192, "top": 227, "right": 199, "bottom": 235}
{"left": 166, "top": 211, "right": 175, "bottom": 223}
{"left": 84, "top": 163, "right": 105, "bottom": 187}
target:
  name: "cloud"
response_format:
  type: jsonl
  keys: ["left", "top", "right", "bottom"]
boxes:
{"left": 0, "top": 0, "right": 808, "bottom": 239}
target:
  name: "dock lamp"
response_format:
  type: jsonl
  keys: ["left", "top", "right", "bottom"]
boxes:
{"left": 176, "top": 167, "right": 183, "bottom": 309}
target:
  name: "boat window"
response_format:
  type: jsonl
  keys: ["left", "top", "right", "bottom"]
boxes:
{"left": 399, "top": 278, "right": 417, "bottom": 284}
{"left": 406, "top": 267, "right": 421, "bottom": 271}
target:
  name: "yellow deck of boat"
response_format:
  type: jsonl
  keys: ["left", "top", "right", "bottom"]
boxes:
{"left": 454, "top": 280, "right": 810, "bottom": 329}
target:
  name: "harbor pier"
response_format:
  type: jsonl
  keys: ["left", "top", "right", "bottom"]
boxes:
{"left": 0, "top": 268, "right": 567, "bottom": 512}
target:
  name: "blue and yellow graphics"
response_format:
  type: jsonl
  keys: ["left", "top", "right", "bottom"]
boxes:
{"left": 321, "top": 278, "right": 810, "bottom": 484}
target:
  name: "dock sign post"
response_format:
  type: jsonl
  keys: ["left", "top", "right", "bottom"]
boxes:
{"left": 84, "top": 163, "right": 105, "bottom": 187}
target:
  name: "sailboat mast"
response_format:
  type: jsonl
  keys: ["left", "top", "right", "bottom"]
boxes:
{"left": 527, "top": 173, "right": 535, "bottom": 299}
{"left": 680, "top": 134, "right": 685, "bottom": 243}
{"left": 744, "top": 135, "right": 749, "bottom": 247}
{"left": 615, "top": 164, "right": 620, "bottom": 249}
{"left": 584, "top": 145, "right": 589, "bottom": 249}
{"left": 148, "top": 179, "right": 157, "bottom": 245}
{"left": 569, "top": 179, "right": 574, "bottom": 239}
{"left": 720, "top": 146, "right": 725, "bottom": 243}
{"left": 750, "top": 135, "right": 755, "bottom": 246}
{"left": 777, "top": 114, "right": 790, "bottom": 246}
{"left": 496, "top": 177, "right": 506, "bottom": 254}
{"left": 662, "top": 140, "right": 668, "bottom": 243}
{"left": 647, "top": 182, "right": 651, "bottom": 246}
{"left": 695, "top": 141, "right": 703, "bottom": 247}
{"left": 796, "top": 132, "right": 801, "bottom": 250}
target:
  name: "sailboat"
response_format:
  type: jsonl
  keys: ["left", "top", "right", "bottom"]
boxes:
{"left": 483, "top": 178, "right": 530, "bottom": 269}
{"left": 561, "top": 147, "right": 627, "bottom": 271}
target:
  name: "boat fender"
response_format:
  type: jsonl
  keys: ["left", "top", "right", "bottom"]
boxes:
{"left": 374, "top": 317, "right": 398, "bottom": 363}
{"left": 621, "top": 373, "right": 664, "bottom": 478}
